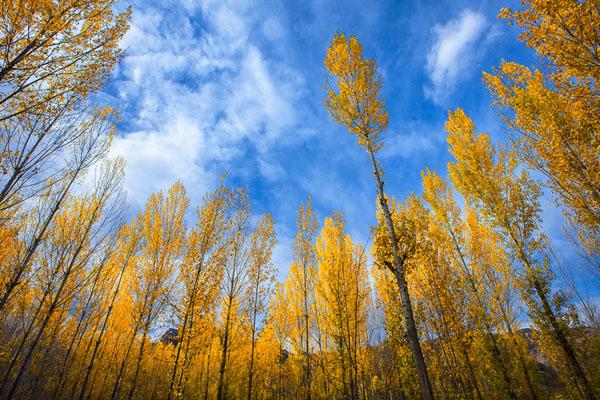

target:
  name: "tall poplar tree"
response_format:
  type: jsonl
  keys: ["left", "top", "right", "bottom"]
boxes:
{"left": 286, "top": 197, "right": 319, "bottom": 400}
{"left": 446, "top": 108, "right": 596, "bottom": 400}
{"left": 324, "top": 33, "right": 434, "bottom": 400}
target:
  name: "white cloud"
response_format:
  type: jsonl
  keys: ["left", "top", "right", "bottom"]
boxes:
{"left": 107, "top": 0, "right": 306, "bottom": 206}
{"left": 258, "top": 158, "right": 286, "bottom": 182}
{"left": 380, "top": 129, "right": 438, "bottom": 159}
{"left": 424, "top": 9, "right": 490, "bottom": 104}
{"left": 110, "top": 115, "right": 216, "bottom": 207}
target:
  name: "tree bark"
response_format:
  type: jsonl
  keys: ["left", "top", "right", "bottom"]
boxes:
{"left": 367, "top": 145, "right": 434, "bottom": 400}
{"left": 532, "top": 278, "right": 595, "bottom": 400}
{"left": 217, "top": 296, "right": 233, "bottom": 400}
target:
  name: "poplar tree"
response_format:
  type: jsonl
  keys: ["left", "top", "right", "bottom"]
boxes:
{"left": 484, "top": 0, "right": 599, "bottom": 256}
{"left": 324, "top": 33, "right": 434, "bottom": 400}
{"left": 315, "top": 214, "right": 369, "bottom": 399}
{"left": 286, "top": 197, "right": 319, "bottom": 400}
{"left": 446, "top": 108, "right": 596, "bottom": 400}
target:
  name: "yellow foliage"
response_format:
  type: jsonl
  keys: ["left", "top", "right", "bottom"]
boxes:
{"left": 324, "top": 33, "right": 389, "bottom": 152}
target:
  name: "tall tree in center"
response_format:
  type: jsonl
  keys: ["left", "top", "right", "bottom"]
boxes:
{"left": 324, "top": 33, "right": 434, "bottom": 399}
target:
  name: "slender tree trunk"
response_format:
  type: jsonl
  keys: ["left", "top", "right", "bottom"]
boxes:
{"left": 532, "top": 278, "right": 595, "bottom": 400}
{"left": 203, "top": 332, "right": 213, "bottom": 400}
{"left": 94, "top": 344, "right": 120, "bottom": 400}
{"left": 79, "top": 249, "right": 133, "bottom": 400}
{"left": 247, "top": 270, "right": 262, "bottom": 400}
{"left": 497, "top": 299, "right": 539, "bottom": 400}
{"left": 247, "top": 329, "right": 256, "bottom": 400}
{"left": 0, "top": 175, "right": 76, "bottom": 313}
{"left": 217, "top": 297, "right": 233, "bottom": 400}
{"left": 5, "top": 192, "right": 104, "bottom": 399}
{"left": 511, "top": 236, "right": 595, "bottom": 400}
{"left": 110, "top": 319, "right": 141, "bottom": 400}
{"left": 29, "top": 308, "right": 66, "bottom": 396}
{"left": 393, "top": 270, "right": 433, "bottom": 400}
{"left": 366, "top": 146, "right": 434, "bottom": 400}
{"left": 462, "top": 350, "right": 483, "bottom": 400}
{"left": 127, "top": 317, "right": 151, "bottom": 400}
{"left": 478, "top": 197, "right": 597, "bottom": 400}
{"left": 447, "top": 230, "right": 518, "bottom": 400}
{"left": 5, "top": 273, "right": 69, "bottom": 399}
{"left": 67, "top": 310, "right": 104, "bottom": 400}
{"left": 278, "top": 341, "right": 284, "bottom": 400}
{"left": 0, "top": 286, "right": 51, "bottom": 393}
{"left": 111, "top": 283, "right": 153, "bottom": 400}
{"left": 52, "top": 261, "right": 106, "bottom": 400}
{"left": 175, "top": 321, "right": 194, "bottom": 398}
{"left": 168, "top": 309, "right": 190, "bottom": 399}
{"left": 303, "top": 267, "right": 312, "bottom": 400}
{"left": 168, "top": 255, "right": 207, "bottom": 400}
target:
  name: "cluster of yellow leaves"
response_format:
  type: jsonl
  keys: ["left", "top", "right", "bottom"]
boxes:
{"left": 484, "top": 62, "right": 599, "bottom": 253}
{"left": 446, "top": 108, "right": 544, "bottom": 256}
{"left": 0, "top": 0, "right": 130, "bottom": 119}
{"left": 500, "top": 0, "right": 600, "bottom": 82}
{"left": 324, "top": 33, "right": 389, "bottom": 152}
{"left": 487, "top": 0, "right": 599, "bottom": 254}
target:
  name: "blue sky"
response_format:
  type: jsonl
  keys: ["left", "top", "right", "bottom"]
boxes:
{"left": 99, "top": 0, "right": 596, "bottom": 301}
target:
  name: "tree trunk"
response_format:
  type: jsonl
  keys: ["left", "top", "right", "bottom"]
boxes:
{"left": 303, "top": 267, "right": 312, "bottom": 400}
{"left": 5, "top": 275, "right": 67, "bottom": 399}
{"left": 0, "top": 175, "right": 76, "bottom": 313}
{"left": 498, "top": 300, "right": 539, "bottom": 400}
{"left": 52, "top": 259, "right": 107, "bottom": 400}
{"left": 447, "top": 230, "right": 517, "bottom": 400}
{"left": 110, "top": 317, "right": 142, "bottom": 400}
{"left": 532, "top": 278, "right": 595, "bottom": 400}
{"left": 203, "top": 332, "right": 213, "bottom": 400}
{"left": 367, "top": 146, "right": 434, "bottom": 400}
{"left": 247, "top": 269, "right": 262, "bottom": 400}
{"left": 247, "top": 330, "right": 256, "bottom": 400}
{"left": 79, "top": 249, "right": 133, "bottom": 400}
{"left": 127, "top": 317, "right": 151, "bottom": 400}
{"left": 217, "top": 297, "right": 233, "bottom": 400}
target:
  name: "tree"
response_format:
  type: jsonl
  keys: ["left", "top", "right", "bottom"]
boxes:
{"left": 286, "top": 197, "right": 319, "bottom": 400}
{"left": 246, "top": 214, "right": 276, "bottom": 400}
{"left": 110, "top": 182, "right": 188, "bottom": 400}
{"left": 314, "top": 213, "right": 370, "bottom": 399}
{"left": 463, "top": 207, "right": 541, "bottom": 400}
{"left": 446, "top": 108, "right": 596, "bottom": 400}
{"left": 422, "top": 169, "right": 534, "bottom": 399}
{"left": 0, "top": 109, "right": 114, "bottom": 314}
{"left": 0, "top": 0, "right": 130, "bottom": 217}
{"left": 269, "top": 283, "right": 292, "bottom": 399}
{"left": 77, "top": 217, "right": 141, "bottom": 400}
{"left": 215, "top": 189, "right": 275, "bottom": 400}
{"left": 167, "top": 184, "right": 230, "bottom": 400}
{"left": 0, "top": 157, "right": 123, "bottom": 399}
{"left": 324, "top": 32, "right": 434, "bottom": 400}
{"left": 483, "top": 0, "right": 599, "bottom": 256}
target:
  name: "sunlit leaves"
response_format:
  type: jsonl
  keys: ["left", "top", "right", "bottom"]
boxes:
{"left": 324, "top": 33, "right": 389, "bottom": 152}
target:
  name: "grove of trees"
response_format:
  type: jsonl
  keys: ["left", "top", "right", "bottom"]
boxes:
{"left": 0, "top": 0, "right": 597, "bottom": 399}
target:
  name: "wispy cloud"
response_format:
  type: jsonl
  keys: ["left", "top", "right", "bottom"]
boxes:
{"left": 424, "top": 9, "right": 493, "bottom": 104}
{"left": 380, "top": 129, "right": 440, "bottom": 160}
{"left": 106, "top": 0, "right": 306, "bottom": 206}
